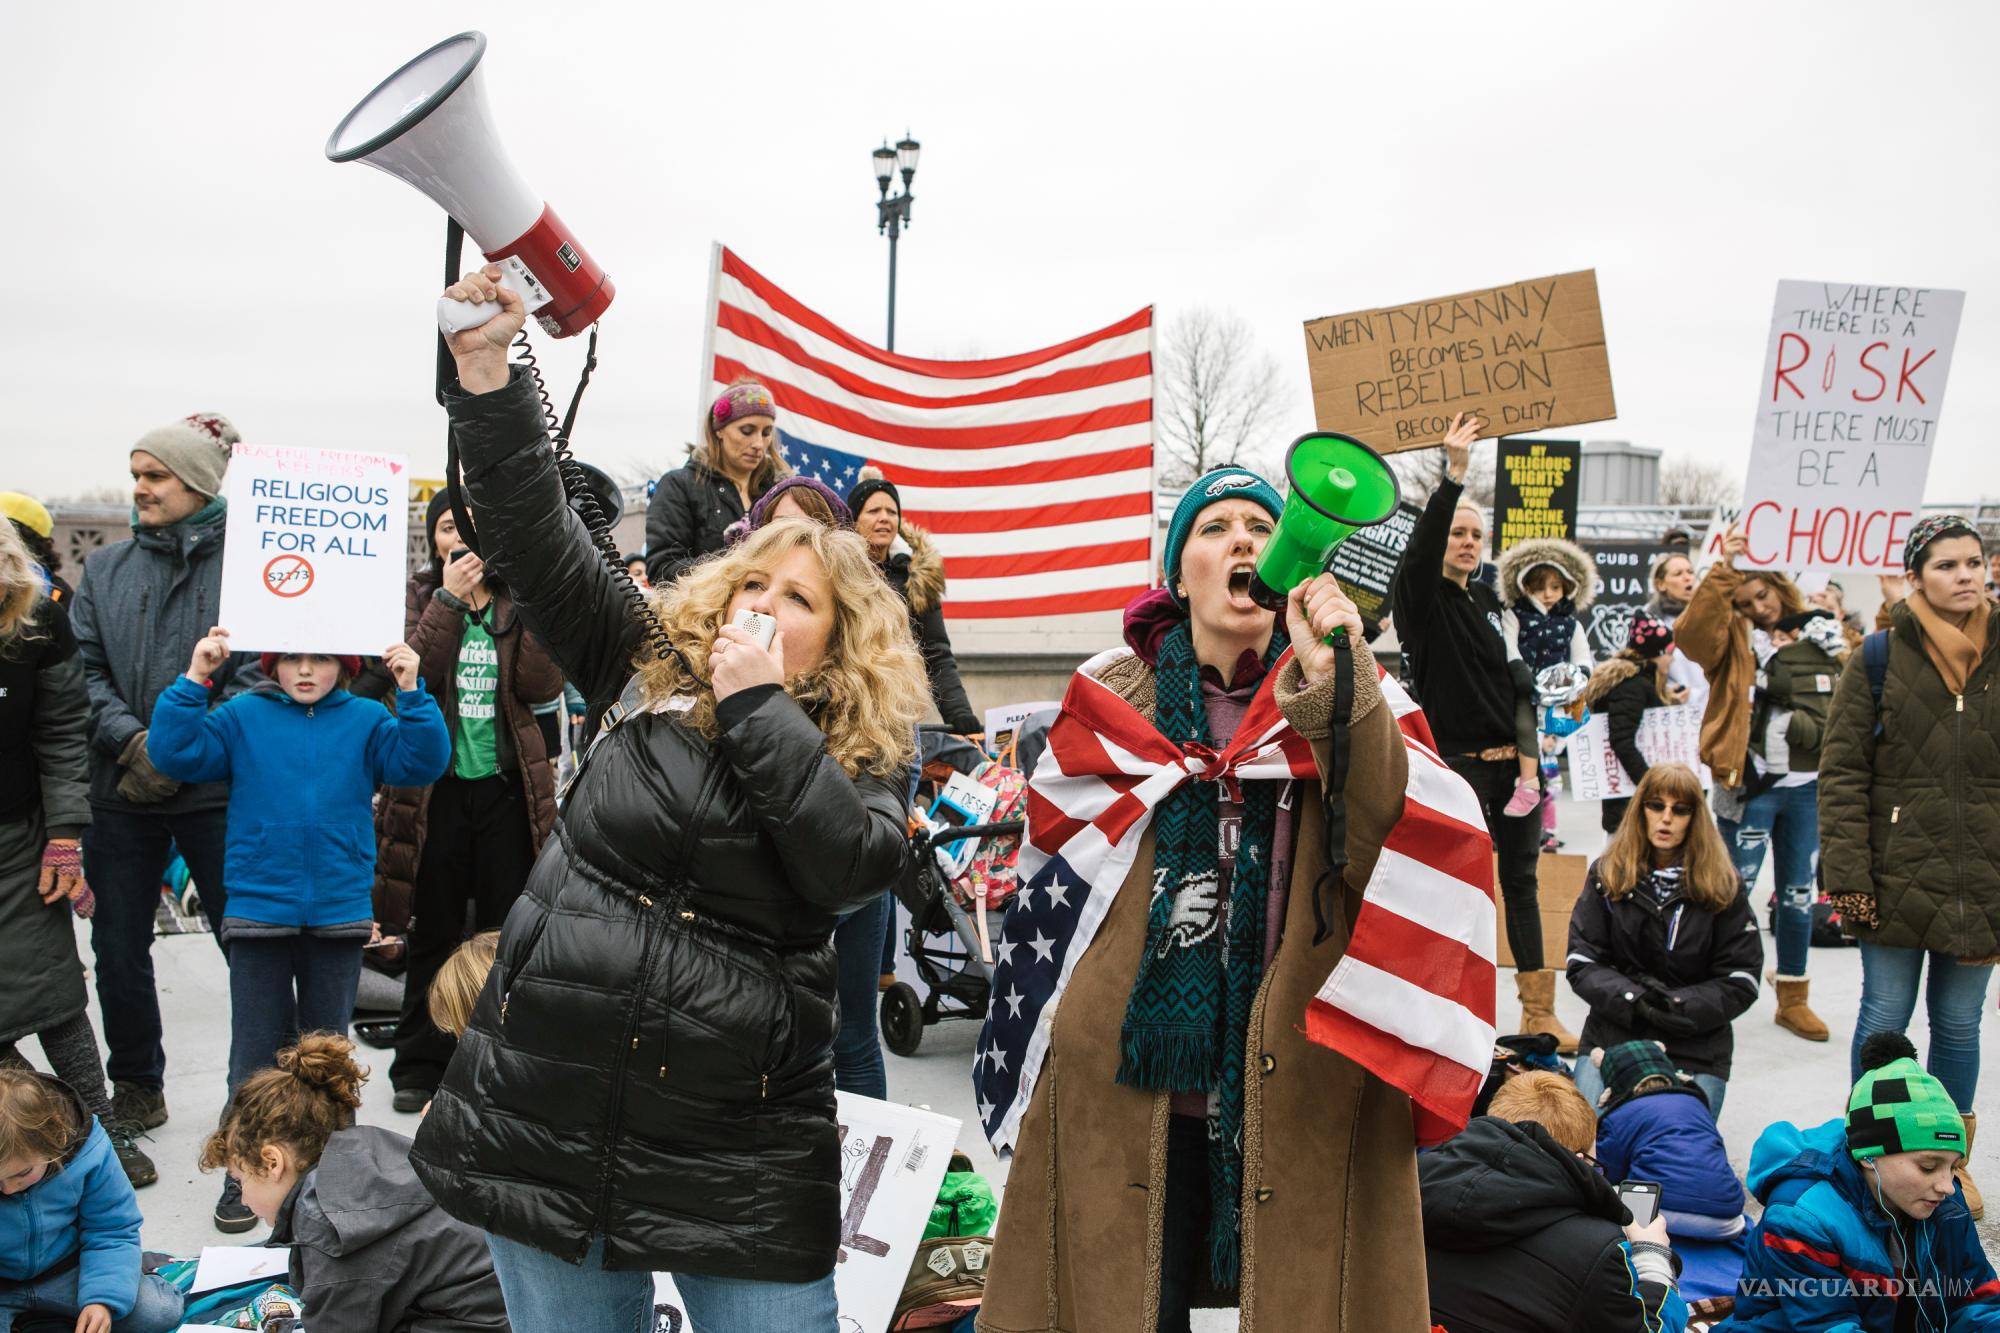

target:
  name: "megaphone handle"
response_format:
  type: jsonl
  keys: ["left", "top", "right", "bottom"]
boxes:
{"left": 436, "top": 269, "right": 524, "bottom": 335}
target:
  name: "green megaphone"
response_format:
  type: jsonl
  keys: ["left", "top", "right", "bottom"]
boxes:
{"left": 1248, "top": 431, "right": 1402, "bottom": 612}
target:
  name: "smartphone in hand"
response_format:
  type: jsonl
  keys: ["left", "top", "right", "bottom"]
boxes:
{"left": 1618, "top": 1180, "right": 1662, "bottom": 1227}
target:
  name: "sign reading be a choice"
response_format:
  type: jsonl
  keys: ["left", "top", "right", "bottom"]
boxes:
{"left": 1302, "top": 270, "right": 1617, "bottom": 454}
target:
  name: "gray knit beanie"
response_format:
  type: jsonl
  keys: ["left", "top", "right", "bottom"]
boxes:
{"left": 131, "top": 413, "right": 239, "bottom": 498}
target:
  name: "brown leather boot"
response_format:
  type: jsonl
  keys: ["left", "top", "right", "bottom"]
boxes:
{"left": 1516, "top": 969, "right": 1578, "bottom": 1055}
{"left": 1957, "top": 1111, "right": 1984, "bottom": 1220}
{"left": 1772, "top": 975, "right": 1829, "bottom": 1041}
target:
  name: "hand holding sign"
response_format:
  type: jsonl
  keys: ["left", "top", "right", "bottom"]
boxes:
{"left": 187, "top": 626, "right": 231, "bottom": 682}
{"left": 1442, "top": 411, "right": 1480, "bottom": 483}
{"left": 383, "top": 643, "right": 420, "bottom": 692}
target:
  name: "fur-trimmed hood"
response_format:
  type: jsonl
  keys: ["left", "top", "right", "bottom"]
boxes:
{"left": 1497, "top": 537, "right": 1598, "bottom": 610}
{"left": 1581, "top": 653, "right": 1648, "bottom": 709}
{"left": 887, "top": 521, "right": 947, "bottom": 614}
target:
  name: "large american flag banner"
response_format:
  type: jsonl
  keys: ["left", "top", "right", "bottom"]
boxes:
{"left": 974, "top": 652, "right": 1497, "bottom": 1152}
{"left": 700, "top": 245, "right": 1155, "bottom": 618}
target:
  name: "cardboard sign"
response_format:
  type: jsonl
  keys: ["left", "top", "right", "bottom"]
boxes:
{"left": 1584, "top": 540, "right": 1674, "bottom": 658}
{"left": 984, "top": 700, "right": 1059, "bottom": 769}
{"left": 1739, "top": 281, "right": 1965, "bottom": 573}
{"left": 219, "top": 444, "right": 409, "bottom": 654}
{"left": 1327, "top": 500, "right": 1421, "bottom": 623}
{"left": 1302, "top": 270, "right": 1616, "bottom": 454}
{"left": 1495, "top": 852, "right": 1588, "bottom": 971}
{"left": 1567, "top": 707, "right": 1713, "bottom": 801}
{"left": 1492, "top": 439, "right": 1582, "bottom": 552}
{"left": 652, "top": 1095, "right": 961, "bottom": 1333}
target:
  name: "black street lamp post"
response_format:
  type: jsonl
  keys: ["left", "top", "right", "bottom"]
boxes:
{"left": 873, "top": 135, "right": 920, "bottom": 351}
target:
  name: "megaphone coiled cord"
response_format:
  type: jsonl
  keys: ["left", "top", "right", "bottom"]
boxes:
{"left": 510, "top": 326, "right": 700, "bottom": 685}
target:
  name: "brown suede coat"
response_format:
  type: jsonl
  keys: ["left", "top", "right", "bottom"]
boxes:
{"left": 1674, "top": 562, "right": 1756, "bottom": 788}
{"left": 977, "top": 642, "right": 1430, "bottom": 1333}
{"left": 372, "top": 573, "right": 562, "bottom": 932}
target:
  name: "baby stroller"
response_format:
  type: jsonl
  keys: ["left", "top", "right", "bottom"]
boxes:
{"left": 880, "top": 728, "right": 1031, "bottom": 1057}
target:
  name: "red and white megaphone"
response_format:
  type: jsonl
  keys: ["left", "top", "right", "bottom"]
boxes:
{"left": 327, "top": 31, "right": 613, "bottom": 338}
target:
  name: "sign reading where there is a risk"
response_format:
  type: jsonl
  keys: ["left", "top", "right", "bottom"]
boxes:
{"left": 1302, "top": 270, "right": 1617, "bottom": 454}
{"left": 1737, "top": 280, "right": 1965, "bottom": 573}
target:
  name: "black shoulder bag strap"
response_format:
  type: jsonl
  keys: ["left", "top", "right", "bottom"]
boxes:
{"left": 1311, "top": 640, "right": 1356, "bottom": 947}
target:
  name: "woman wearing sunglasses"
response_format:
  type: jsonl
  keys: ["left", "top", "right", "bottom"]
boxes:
{"left": 1566, "top": 764, "right": 1764, "bottom": 1119}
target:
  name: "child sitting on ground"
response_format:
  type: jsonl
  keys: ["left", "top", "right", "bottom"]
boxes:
{"left": 0, "top": 1067, "right": 183, "bottom": 1332}
{"left": 1590, "top": 1040, "right": 1746, "bottom": 1239}
{"left": 1497, "top": 537, "right": 1598, "bottom": 817}
{"left": 1728, "top": 1032, "right": 1999, "bottom": 1331}
{"left": 200, "top": 1033, "right": 511, "bottom": 1332}
{"left": 1420, "top": 1071, "right": 1688, "bottom": 1333}
{"left": 147, "top": 626, "right": 452, "bottom": 1232}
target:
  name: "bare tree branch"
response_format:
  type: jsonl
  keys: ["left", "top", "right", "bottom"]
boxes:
{"left": 1155, "top": 308, "right": 1285, "bottom": 486}
{"left": 1388, "top": 440, "right": 1495, "bottom": 508}
{"left": 1658, "top": 457, "right": 1741, "bottom": 508}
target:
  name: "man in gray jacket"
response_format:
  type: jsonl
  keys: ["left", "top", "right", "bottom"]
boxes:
{"left": 69, "top": 414, "right": 259, "bottom": 1150}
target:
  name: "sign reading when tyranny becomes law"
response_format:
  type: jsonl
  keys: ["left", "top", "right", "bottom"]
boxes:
{"left": 1302, "top": 270, "right": 1617, "bottom": 454}
{"left": 1737, "top": 281, "right": 1965, "bottom": 574}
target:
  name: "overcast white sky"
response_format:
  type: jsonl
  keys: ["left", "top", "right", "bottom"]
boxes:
{"left": 3, "top": 2, "right": 1995, "bottom": 505}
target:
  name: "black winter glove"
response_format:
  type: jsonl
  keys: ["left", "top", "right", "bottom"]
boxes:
{"left": 1635, "top": 994, "right": 1701, "bottom": 1038}
{"left": 117, "top": 731, "right": 182, "bottom": 805}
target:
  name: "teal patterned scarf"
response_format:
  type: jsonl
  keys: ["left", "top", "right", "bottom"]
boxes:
{"left": 1117, "top": 619, "right": 1286, "bottom": 1288}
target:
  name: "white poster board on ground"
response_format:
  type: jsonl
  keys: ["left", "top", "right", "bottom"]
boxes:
{"left": 219, "top": 444, "right": 409, "bottom": 654}
{"left": 1568, "top": 707, "right": 1713, "bottom": 801}
{"left": 652, "top": 1094, "right": 961, "bottom": 1333}
{"left": 1738, "top": 281, "right": 1965, "bottom": 574}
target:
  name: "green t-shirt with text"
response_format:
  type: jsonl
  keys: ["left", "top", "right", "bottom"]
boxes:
{"left": 451, "top": 618, "right": 500, "bottom": 780}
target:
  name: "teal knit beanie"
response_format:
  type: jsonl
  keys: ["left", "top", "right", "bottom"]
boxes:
{"left": 1164, "top": 468, "right": 1284, "bottom": 609}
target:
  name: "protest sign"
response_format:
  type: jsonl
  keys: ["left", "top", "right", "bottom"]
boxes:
{"left": 1328, "top": 500, "right": 1420, "bottom": 622}
{"left": 653, "top": 1094, "right": 961, "bottom": 1333}
{"left": 1568, "top": 707, "right": 1712, "bottom": 801}
{"left": 220, "top": 444, "right": 408, "bottom": 655}
{"left": 1302, "top": 270, "right": 1616, "bottom": 454}
{"left": 1583, "top": 539, "right": 1672, "bottom": 658}
{"left": 1738, "top": 281, "right": 1965, "bottom": 573}
{"left": 984, "top": 700, "right": 1059, "bottom": 769}
{"left": 1492, "top": 439, "right": 1581, "bottom": 552}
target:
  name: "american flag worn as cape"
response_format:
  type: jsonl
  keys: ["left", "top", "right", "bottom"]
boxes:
{"left": 973, "top": 647, "right": 1497, "bottom": 1152}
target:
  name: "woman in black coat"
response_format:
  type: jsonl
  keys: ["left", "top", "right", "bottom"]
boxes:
{"left": 410, "top": 268, "right": 930, "bottom": 1333}
{"left": 1578, "top": 613, "right": 1684, "bottom": 832}
{"left": 1565, "top": 763, "right": 1764, "bottom": 1120}
{"left": 846, "top": 470, "right": 980, "bottom": 735}
{"left": 643, "top": 380, "right": 792, "bottom": 586}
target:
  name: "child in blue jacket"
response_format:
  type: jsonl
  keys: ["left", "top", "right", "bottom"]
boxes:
{"left": 1726, "top": 1032, "right": 2000, "bottom": 1331}
{"left": 0, "top": 1067, "right": 182, "bottom": 1332}
{"left": 148, "top": 626, "right": 450, "bottom": 1232}
{"left": 1592, "top": 1040, "right": 1747, "bottom": 1239}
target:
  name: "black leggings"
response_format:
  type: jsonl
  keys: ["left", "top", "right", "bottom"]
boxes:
{"left": 0, "top": 1013, "right": 114, "bottom": 1122}
{"left": 1446, "top": 754, "right": 1544, "bottom": 971}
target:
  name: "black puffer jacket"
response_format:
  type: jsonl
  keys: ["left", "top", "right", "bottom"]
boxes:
{"left": 1421, "top": 1116, "right": 1678, "bottom": 1333}
{"left": 644, "top": 460, "right": 744, "bottom": 587}
{"left": 1565, "top": 860, "right": 1764, "bottom": 1078}
{"left": 409, "top": 368, "right": 912, "bottom": 1280}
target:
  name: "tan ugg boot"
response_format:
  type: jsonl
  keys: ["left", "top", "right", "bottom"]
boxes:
{"left": 1957, "top": 1111, "right": 1984, "bottom": 1220}
{"left": 1772, "top": 975, "right": 1830, "bottom": 1041}
{"left": 1516, "top": 970, "right": 1579, "bottom": 1055}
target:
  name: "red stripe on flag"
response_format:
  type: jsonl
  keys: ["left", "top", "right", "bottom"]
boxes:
{"left": 911, "top": 494, "right": 1153, "bottom": 534}
{"left": 1382, "top": 807, "right": 1498, "bottom": 893}
{"left": 945, "top": 586, "right": 1154, "bottom": 619}
{"left": 718, "top": 303, "right": 1151, "bottom": 406}
{"left": 945, "top": 541, "right": 1154, "bottom": 580}
{"left": 714, "top": 357, "right": 1151, "bottom": 450}
{"left": 1024, "top": 786, "right": 1089, "bottom": 856}
{"left": 1344, "top": 906, "right": 1498, "bottom": 1026}
{"left": 878, "top": 446, "right": 1153, "bottom": 490}
{"left": 722, "top": 249, "right": 1151, "bottom": 379}
{"left": 1303, "top": 1000, "right": 1484, "bottom": 1148}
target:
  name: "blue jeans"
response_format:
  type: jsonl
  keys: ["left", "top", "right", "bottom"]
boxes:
{"left": 1574, "top": 1052, "right": 1728, "bottom": 1121}
{"left": 226, "top": 934, "right": 366, "bottom": 1093}
{"left": 82, "top": 806, "right": 231, "bottom": 1088}
{"left": 0, "top": 1269, "right": 183, "bottom": 1332}
{"left": 486, "top": 1234, "right": 838, "bottom": 1333}
{"left": 1721, "top": 780, "right": 1818, "bottom": 977}
{"left": 1851, "top": 941, "right": 1993, "bottom": 1111}
{"left": 832, "top": 892, "right": 890, "bottom": 1099}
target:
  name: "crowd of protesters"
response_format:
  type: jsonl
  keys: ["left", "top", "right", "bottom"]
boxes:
{"left": 0, "top": 308, "right": 1994, "bottom": 1332}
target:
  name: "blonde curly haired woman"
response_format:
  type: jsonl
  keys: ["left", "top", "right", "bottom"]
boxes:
{"left": 409, "top": 265, "right": 930, "bottom": 1333}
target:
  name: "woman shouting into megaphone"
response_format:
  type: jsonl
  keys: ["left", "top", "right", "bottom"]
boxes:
{"left": 974, "top": 468, "right": 1438, "bottom": 1332}
{"left": 406, "top": 267, "right": 932, "bottom": 1333}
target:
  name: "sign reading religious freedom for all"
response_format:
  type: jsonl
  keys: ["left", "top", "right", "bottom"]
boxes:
{"left": 219, "top": 444, "right": 408, "bottom": 655}
{"left": 1302, "top": 270, "right": 1616, "bottom": 454}
{"left": 1739, "top": 281, "right": 1965, "bottom": 573}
